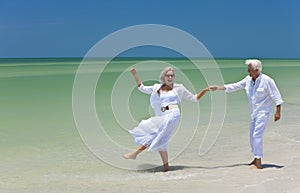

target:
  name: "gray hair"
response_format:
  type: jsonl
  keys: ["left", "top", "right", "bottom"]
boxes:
{"left": 159, "top": 66, "right": 175, "bottom": 83}
{"left": 245, "top": 59, "right": 262, "bottom": 72}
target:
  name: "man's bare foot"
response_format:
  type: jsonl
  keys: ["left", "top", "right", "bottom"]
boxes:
{"left": 122, "top": 153, "right": 137, "bottom": 160}
{"left": 162, "top": 163, "right": 169, "bottom": 172}
{"left": 250, "top": 158, "right": 262, "bottom": 169}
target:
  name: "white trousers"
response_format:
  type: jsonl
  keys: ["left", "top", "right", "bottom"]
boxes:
{"left": 249, "top": 112, "right": 271, "bottom": 158}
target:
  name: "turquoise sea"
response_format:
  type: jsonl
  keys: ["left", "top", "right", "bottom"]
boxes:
{"left": 1, "top": 58, "right": 300, "bottom": 193}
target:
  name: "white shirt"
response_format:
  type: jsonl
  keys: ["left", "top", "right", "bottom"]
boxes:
{"left": 224, "top": 74, "right": 283, "bottom": 119}
{"left": 138, "top": 83, "right": 197, "bottom": 111}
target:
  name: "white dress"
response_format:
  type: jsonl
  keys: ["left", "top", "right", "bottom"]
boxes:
{"left": 128, "top": 83, "right": 198, "bottom": 152}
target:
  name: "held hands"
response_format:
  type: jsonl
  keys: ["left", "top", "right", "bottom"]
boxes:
{"left": 204, "top": 87, "right": 211, "bottom": 92}
{"left": 209, "top": 85, "right": 218, "bottom": 91}
{"left": 199, "top": 87, "right": 215, "bottom": 93}
{"left": 203, "top": 86, "right": 219, "bottom": 92}
{"left": 208, "top": 85, "right": 226, "bottom": 91}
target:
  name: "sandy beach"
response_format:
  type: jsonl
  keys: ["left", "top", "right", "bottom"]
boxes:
{"left": 0, "top": 58, "right": 299, "bottom": 193}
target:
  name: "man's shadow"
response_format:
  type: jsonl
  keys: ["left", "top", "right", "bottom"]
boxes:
{"left": 261, "top": 163, "right": 284, "bottom": 169}
{"left": 137, "top": 163, "right": 284, "bottom": 173}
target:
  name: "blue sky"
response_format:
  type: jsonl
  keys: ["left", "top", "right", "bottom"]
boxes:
{"left": 0, "top": 0, "right": 299, "bottom": 58}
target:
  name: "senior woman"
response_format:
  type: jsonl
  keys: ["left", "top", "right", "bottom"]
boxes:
{"left": 122, "top": 66, "right": 209, "bottom": 172}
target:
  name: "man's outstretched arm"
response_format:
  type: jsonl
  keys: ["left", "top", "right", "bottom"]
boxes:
{"left": 209, "top": 85, "right": 226, "bottom": 91}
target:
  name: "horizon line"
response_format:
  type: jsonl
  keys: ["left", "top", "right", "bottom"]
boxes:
{"left": 0, "top": 56, "right": 299, "bottom": 60}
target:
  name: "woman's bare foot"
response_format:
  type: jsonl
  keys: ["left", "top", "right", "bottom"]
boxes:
{"left": 122, "top": 146, "right": 146, "bottom": 160}
{"left": 122, "top": 153, "right": 137, "bottom": 160}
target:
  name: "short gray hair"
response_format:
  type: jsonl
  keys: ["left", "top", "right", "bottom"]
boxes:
{"left": 245, "top": 59, "right": 262, "bottom": 72}
{"left": 159, "top": 66, "right": 175, "bottom": 83}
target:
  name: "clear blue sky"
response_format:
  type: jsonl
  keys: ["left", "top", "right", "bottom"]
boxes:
{"left": 0, "top": 0, "right": 299, "bottom": 58}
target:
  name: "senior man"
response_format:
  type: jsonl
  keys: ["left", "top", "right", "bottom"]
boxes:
{"left": 210, "top": 59, "right": 283, "bottom": 169}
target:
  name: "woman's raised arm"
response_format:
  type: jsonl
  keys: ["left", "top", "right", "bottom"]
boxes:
{"left": 130, "top": 68, "right": 142, "bottom": 87}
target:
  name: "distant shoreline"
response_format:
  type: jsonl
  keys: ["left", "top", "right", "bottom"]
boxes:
{"left": 0, "top": 57, "right": 299, "bottom": 60}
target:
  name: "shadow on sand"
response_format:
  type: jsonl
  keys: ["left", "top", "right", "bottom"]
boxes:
{"left": 261, "top": 163, "right": 284, "bottom": 169}
{"left": 137, "top": 163, "right": 284, "bottom": 173}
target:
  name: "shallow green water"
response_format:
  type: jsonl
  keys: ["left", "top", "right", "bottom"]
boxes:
{"left": 1, "top": 57, "right": 299, "bottom": 148}
{"left": 0, "top": 58, "right": 299, "bottom": 191}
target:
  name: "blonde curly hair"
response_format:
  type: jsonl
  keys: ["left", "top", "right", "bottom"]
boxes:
{"left": 159, "top": 66, "right": 175, "bottom": 83}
